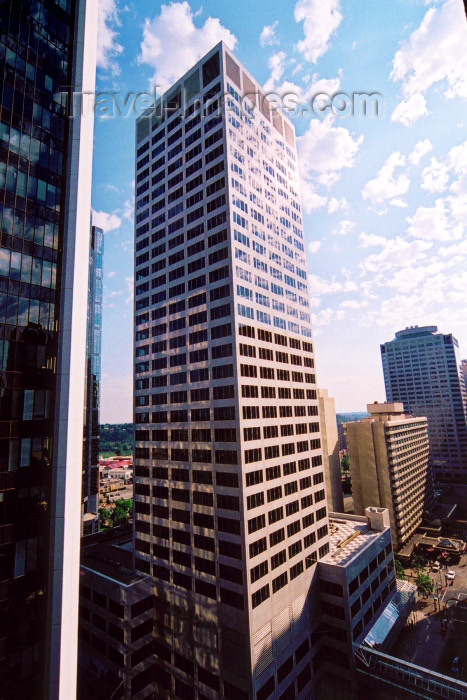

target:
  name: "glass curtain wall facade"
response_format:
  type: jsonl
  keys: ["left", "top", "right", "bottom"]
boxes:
{"left": 133, "top": 43, "right": 330, "bottom": 700}
{"left": 381, "top": 325, "right": 467, "bottom": 483}
{"left": 82, "top": 223, "right": 103, "bottom": 530}
{"left": 0, "top": 1, "right": 97, "bottom": 697}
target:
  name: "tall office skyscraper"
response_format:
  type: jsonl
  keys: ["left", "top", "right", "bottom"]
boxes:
{"left": 82, "top": 224, "right": 103, "bottom": 534}
{"left": 134, "top": 43, "right": 329, "bottom": 700}
{"left": 381, "top": 325, "right": 467, "bottom": 483}
{"left": 0, "top": 2, "right": 97, "bottom": 698}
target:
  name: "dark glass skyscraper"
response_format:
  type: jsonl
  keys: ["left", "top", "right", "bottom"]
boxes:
{"left": 82, "top": 224, "right": 103, "bottom": 534}
{"left": 381, "top": 325, "right": 467, "bottom": 483}
{"left": 0, "top": 1, "right": 97, "bottom": 698}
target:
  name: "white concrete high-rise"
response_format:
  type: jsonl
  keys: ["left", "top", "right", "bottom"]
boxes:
{"left": 133, "top": 43, "right": 330, "bottom": 699}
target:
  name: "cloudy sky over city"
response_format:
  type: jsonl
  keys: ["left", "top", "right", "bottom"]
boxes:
{"left": 92, "top": 0, "right": 467, "bottom": 423}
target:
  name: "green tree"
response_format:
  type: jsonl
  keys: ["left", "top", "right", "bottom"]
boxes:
{"left": 109, "top": 498, "right": 133, "bottom": 526}
{"left": 415, "top": 572, "right": 434, "bottom": 597}
{"left": 99, "top": 507, "right": 110, "bottom": 528}
{"left": 394, "top": 557, "right": 406, "bottom": 580}
{"left": 412, "top": 554, "right": 427, "bottom": 572}
{"left": 340, "top": 454, "right": 350, "bottom": 472}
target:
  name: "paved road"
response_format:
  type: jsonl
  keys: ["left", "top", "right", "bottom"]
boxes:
{"left": 392, "top": 553, "right": 467, "bottom": 678}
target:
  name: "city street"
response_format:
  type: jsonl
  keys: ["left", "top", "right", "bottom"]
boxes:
{"left": 391, "top": 552, "right": 467, "bottom": 679}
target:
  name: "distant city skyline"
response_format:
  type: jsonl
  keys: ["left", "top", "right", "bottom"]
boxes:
{"left": 92, "top": 0, "right": 467, "bottom": 422}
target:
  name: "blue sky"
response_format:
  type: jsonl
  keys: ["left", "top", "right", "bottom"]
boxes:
{"left": 91, "top": 0, "right": 467, "bottom": 423}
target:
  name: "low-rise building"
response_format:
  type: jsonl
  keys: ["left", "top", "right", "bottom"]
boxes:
{"left": 78, "top": 529, "right": 156, "bottom": 699}
{"left": 316, "top": 508, "right": 396, "bottom": 676}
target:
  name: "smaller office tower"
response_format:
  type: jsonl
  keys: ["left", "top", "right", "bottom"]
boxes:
{"left": 318, "top": 389, "right": 344, "bottom": 513}
{"left": 82, "top": 224, "right": 104, "bottom": 535}
{"left": 381, "top": 325, "right": 467, "bottom": 483}
{"left": 346, "top": 402, "right": 431, "bottom": 548}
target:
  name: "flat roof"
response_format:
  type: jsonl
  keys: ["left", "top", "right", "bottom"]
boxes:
{"left": 322, "top": 514, "right": 389, "bottom": 567}
{"left": 80, "top": 531, "right": 148, "bottom": 586}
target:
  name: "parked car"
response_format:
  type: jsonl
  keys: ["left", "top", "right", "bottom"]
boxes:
{"left": 432, "top": 561, "right": 441, "bottom": 572}
{"left": 447, "top": 570, "right": 456, "bottom": 581}
{"left": 451, "top": 656, "right": 460, "bottom": 675}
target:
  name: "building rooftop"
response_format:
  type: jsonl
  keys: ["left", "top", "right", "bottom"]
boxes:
{"left": 394, "top": 325, "right": 438, "bottom": 339}
{"left": 80, "top": 530, "right": 148, "bottom": 586}
{"left": 322, "top": 512, "right": 390, "bottom": 567}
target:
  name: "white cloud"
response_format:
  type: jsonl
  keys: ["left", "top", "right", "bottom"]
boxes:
{"left": 408, "top": 139, "right": 432, "bottom": 166}
{"left": 260, "top": 21, "right": 279, "bottom": 48}
{"left": 263, "top": 51, "right": 287, "bottom": 93}
{"left": 139, "top": 2, "right": 237, "bottom": 92}
{"left": 421, "top": 157, "right": 450, "bottom": 193}
{"left": 449, "top": 140, "right": 467, "bottom": 176}
{"left": 299, "top": 180, "right": 328, "bottom": 214}
{"left": 297, "top": 116, "right": 362, "bottom": 211}
{"left": 360, "top": 237, "right": 432, "bottom": 273}
{"left": 312, "top": 307, "right": 334, "bottom": 327}
{"left": 294, "top": 0, "right": 342, "bottom": 63}
{"left": 107, "top": 270, "right": 117, "bottom": 278}
{"left": 125, "top": 276, "right": 134, "bottom": 305}
{"left": 362, "top": 152, "right": 409, "bottom": 204}
{"left": 358, "top": 232, "right": 386, "bottom": 248}
{"left": 340, "top": 300, "right": 369, "bottom": 309}
{"left": 305, "top": 75, "right": 341, "bottom": 101}
{"left": 297, "top": 115, "right": 363, "bottom": 177}
{"left": 384, "top": 259, "right": 453, "bottom": 294}
{"left": 308, "top": 240, "right": 322, "bottom": 253}
{"left": 122, "top": 198, "right": 134, "bottom": 221}
{"left": 97, "top": 0, "right": 123, "bottom": 74}
{"left": 92, "top": 208, "right": 121, "bottom": 233}
{"left": 308, "top": 273, "right": 357, "bottom": 295}
{"left": 390, "top": 0, "right": 467, "bottom": 125}
{"left": 406, "top": 198, "right": 462, "bottom": 241}
{"left": 327, "top": 196, "right": 349, "bottom": 213}
{"left": 438, "top": 238, "right": 467, "bottom": 258}
{"left": 391, "top": 93, "right": 428, "bottom": 126}
{"left": 390, "top": 197, "right": 408, "bottom": 208}
{"left": 331, "top": 220, "right": 354, "bottom": 236}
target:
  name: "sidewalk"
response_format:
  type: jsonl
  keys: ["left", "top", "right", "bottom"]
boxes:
{"left": 392, "top": 605, "right": 447, "bottom": 671}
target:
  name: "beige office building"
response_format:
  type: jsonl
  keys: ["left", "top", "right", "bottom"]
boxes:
{"left": 318, "top": 389, "right": 344, "bottom": 513}
{"left": 133, "top": 44, "right": 330, "bottom": 699}
{"left": 346, "top": 402, "right": 431, "bottom": 548}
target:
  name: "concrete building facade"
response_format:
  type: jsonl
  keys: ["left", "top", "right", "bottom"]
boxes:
{"left": 346, "top": 402, "right": 431, "bottom": 548}
{"left": 79, "top": 529, "right": 156, "bottom": 700}
{"left": 0, "top": 2, "right": 97, "bottom": 698}
{"left": 318, "top": 389, "right": 344, "bottom": 513}
{"left": 317, "top": 507, "right": 396, "bottom": 686}
{"left": 381, "top": 325, "right": 467, "bottom": 483}
{"left": 133, "top": 43, "right": 329, "bottom": 700}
